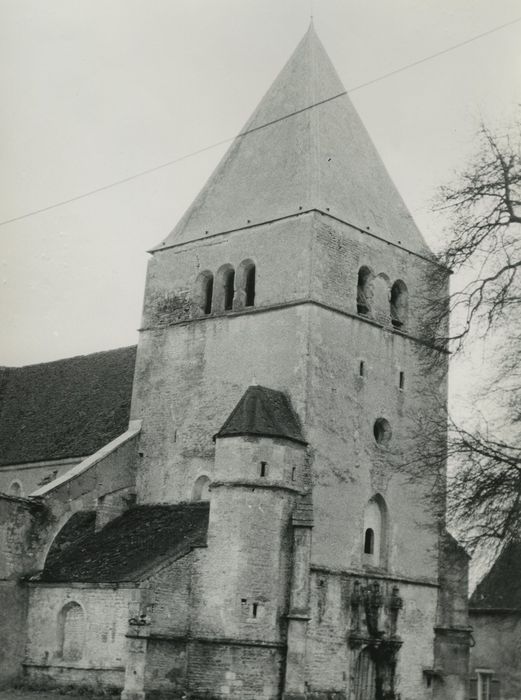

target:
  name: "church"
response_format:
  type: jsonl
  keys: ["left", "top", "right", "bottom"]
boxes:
{"left": 0, "top": 26, "right": 471, "bottom": 700}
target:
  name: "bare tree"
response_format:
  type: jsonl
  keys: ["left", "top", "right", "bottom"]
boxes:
{"left": 437, "top": 122, "right": 521, "bottom": 349}
{"left": 419, "top": 120, "right": 521, "bottom": 555}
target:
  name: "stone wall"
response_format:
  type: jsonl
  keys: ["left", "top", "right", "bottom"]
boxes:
{"left": 0, "top": 458, "right": 81, "bottom": 498}
{"left": 469, "top": 611, "right": 521, "bottom": 700}
{"left": 132, "top": 215, "right": 314, "bottom": 505}
{"left": 24, "top": 584, "right": 134, "bottom": 687}
{"left": 305, "top": 570, "right": 438, "bottom": 700}
{"left": 127, "top": 208, "right": 460, "bottom": 696}
{"left": 0, "top": 495, "right": 48, "bottom": 684}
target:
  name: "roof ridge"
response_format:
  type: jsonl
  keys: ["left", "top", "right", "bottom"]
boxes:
{"left": 7, "top": 345, "right": 137, "bottom": 371}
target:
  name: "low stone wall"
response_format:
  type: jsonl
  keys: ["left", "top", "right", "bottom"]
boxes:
{"left": 0, "top": 495, "right": 47, "bottom": 685}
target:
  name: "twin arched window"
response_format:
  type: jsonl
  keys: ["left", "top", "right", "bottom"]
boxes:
{"left": 356, "top": 267, "right": 408, "bottom": 329}
{"left": 195, "top": 260, "right": 255, "bottom": 316}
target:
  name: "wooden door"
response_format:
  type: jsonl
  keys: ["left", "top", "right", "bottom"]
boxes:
{"left": 352, "top": 648, "right": 376, "bottom": 700}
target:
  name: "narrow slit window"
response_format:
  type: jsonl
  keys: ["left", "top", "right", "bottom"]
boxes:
{"left": 252, "top": 603, "right": 258, "bottom": 618}
{"left": 359, "top": 361, "right": 365, "bottom": 377}
{"left": 291, "top": 467, "right": 296, "bottom": 481}
{"left": 204, "top": 276, "right": 213, "bottom": 314}
{"left": 399, "top": 371, "right": 405, "bottom": 390}
{"left": 364, "top": 528, "right": 374, "bottom": 554}
{"left": 260, "top": 461, "right": 268, "bottom": 477}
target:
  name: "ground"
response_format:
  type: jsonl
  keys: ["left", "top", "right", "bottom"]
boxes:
{"left": 0, "top": 690, "right": 119, "bottom": 700}
{"left": 0, "top": 692, "right": 81, "bottom": 700}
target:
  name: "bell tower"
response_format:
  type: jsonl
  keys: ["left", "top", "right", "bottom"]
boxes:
{"left": 128, "top": 23, "right": 469, "bottom": 699}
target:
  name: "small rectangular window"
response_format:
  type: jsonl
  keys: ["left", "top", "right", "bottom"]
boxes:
{"left": 291, "top": 467, "right": 296, "bottom": 481}
{"left": 260, "top": 461, "right": 268, "bottom": 477}
{"left": 399, "top": 371, "right": 405, "bottom": 389}
{"left": 252, "top": 603, "right": 258, "bottom": 618}
{"left": 359, "top": 360, "right": 365, "bottom": 377}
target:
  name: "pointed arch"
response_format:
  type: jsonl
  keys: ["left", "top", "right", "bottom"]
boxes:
{"left": 193, "top": 270, "right": 214, "bottom": 316}
{"left": 235, "top": 259, "right": 256, "bottom": 309}
{"left": 390, "top": 279, "right": 408, "bottom": 328}
{"left": 214, "top": 264, "right": 235, "bottom": 312}
{"left": 356, "top": 266, "right": 374, "bottom": 315}
{"left": 362, "top": 494, "right": 389, "bottom": 568}
{"left": 57, "top": 601, "right": 85, "bottom": 661}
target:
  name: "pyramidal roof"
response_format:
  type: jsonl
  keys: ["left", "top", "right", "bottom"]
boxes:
{"left": 215, "top": 385, "right": 306, "bottom": 445}
{"left": 156, "top": 25, "right": 430, "bottom": 255}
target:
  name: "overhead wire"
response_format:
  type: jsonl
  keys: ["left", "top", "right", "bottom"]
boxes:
{"left": 1, "top": 14, "right": 520, "bottom": 229}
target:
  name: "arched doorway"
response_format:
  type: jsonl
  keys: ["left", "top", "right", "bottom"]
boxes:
{"left": 352, "top": 647, "right": 376, "bottom": 700}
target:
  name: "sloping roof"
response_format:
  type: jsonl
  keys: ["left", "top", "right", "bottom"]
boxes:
{"left": 155, "top": 24, "right": 430, "bottom": 256}
{"left": 44, "top": 511, "right": 97, "bottom": 571}
{"left": 0, "top": 346, "right": 136, "bottom": 466}
{"left": 40, "top": 502, "right": 209, "bottom": 583}
{"left": 470, "top": 540, "right": 521, "bottom": 611}
{"left": 215, "top": 385, "right": 306, "bottom": 445}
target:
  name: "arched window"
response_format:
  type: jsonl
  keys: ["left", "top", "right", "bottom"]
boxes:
{"left": 373, "top": 418, "right": 392, "bottom": 446}
{"left": 194, "top": 270, "right": 213, "bottom": 316}
{"left": 8, "top": 480, "right": 22, "bottom": 497}
{"left": 235, "top": 259, "right": 256, "bottom": 309}
{"left": 224, "top": 269, "right": 235, "bottom": 310}
{"left": 362, "top": 495, "right": 388, "bottom": 568}
{"left": 372, "top": 272, "right": 390, "bottom": 322}
{"left": 390, "top": 280, "right": 408, "bottom": 329}
{"left": 356, "top": 267, "right": 373, "bottom": 315}
{"left": 214, "top": 264, "right": 235, "bottom": 312}
{"left": 58, "top": 602, "right": 85, "bottom": 661}
{"left": 192, "top": 475, "right": 211, "bottom": 501}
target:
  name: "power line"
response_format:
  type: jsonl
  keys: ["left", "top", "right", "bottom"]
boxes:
{"left": 1, "top": 14, "right": 520, "bottom": 229}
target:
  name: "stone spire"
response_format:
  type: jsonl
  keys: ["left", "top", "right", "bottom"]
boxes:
{"left": 157, "top": 24, "right": 430, "bottom": 255}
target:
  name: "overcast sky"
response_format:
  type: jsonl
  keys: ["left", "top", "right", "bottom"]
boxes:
{"left": 1, "top": 0, "right": 520, "bottom": 373}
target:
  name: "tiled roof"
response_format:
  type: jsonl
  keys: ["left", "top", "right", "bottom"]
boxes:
{"left": 215, "top": 385, "right": 306, "bottom": 445}
{"left": 40, "top": 502, "right": 209, "bottom": 583}
{"left": 0, "top": 346, "right": 136, "bottom": 466}
{"left": 470, "top": 540, "right": 521, "bottom": 610}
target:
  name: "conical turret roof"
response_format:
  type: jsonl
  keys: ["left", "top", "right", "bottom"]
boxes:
{"left": 157, "top": 25, "right": 430, "bottom": 255}
{"left": 215, "top": 385, "right": 306, "bottom": 445}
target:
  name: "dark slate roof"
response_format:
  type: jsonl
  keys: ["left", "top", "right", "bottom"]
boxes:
{"left": 44, "top": 511, "right": 97, "bottom": 571}
{"left": 40, "top": 502, "right": 209, "bottom": 583}
{"left": 215, "top": 385, "right": 306, "bottom": 445}
{"left": 0, "top": 346, "right": 136, "bottom": 466}
{"left": 470, "top": 540, "right": 521, "bottom": 610}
